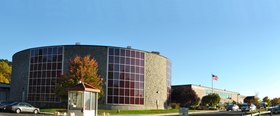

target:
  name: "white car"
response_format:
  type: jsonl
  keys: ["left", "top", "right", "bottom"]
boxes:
{"left": 6, "top": 102, "right": 40, "bottom": 114}
{"left": 241, "top": 103, "right": 256, "bottom": 112}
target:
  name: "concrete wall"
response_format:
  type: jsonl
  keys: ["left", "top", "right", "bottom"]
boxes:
{"left": 10, "top": 50, "right": 29, "bottom": 102}
{"left": 144, "top": 52, "right": 169, "bottom": 109}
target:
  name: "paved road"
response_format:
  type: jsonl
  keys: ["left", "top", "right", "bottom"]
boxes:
{"left": 190, "top": 111, "right": 280, "bottom": 116}
{"left": 190, "top": 111, "right": 243, "bottom": 116}
{"left": 263, "top": 114, "right": 280, "bottom": 116}
{"left": 0, "top": 112, "right": 51, "bottom": 116}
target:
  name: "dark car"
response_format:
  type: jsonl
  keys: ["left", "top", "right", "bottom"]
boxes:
{"left": 268, "top": 105, "right": 280, "bottom": 114}
{"left": 226, "top": 104, "right": 239, "bottom": 111}
{"left": 6, "top": 102, "right": 40, "bottom": 114}
{"left": 0, "top": 101, "right": 16, "bottom": 111}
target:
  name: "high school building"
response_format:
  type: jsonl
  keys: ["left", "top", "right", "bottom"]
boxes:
{"left": 10, "top": 44, "right": 171, "bottom": 110}
{"left": 172, "top": 84, "right": 245, "bottom": 104}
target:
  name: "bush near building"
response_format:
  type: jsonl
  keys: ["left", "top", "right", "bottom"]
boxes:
{"left": 171, "top": 87, "right": 200, "bottom": 108}
{"left": 201, "top": 93, "right": 221, "bottom": 108}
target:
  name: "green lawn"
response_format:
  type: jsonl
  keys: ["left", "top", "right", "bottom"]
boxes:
{"left": 98, "top": 109, "right": 181, "bottom": 115}
{"left": 40, "top": 108, "right": 66, "bottom": 113}
{"left": 40, "top": 108, "right": 194, "bottom": 115}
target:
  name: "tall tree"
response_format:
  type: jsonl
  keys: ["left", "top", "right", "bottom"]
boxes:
{"left": 0, "top": 60, "right": 12, "bottom": 84}
{"left": 201, "top": 93, "right": 221, "bottom": 107}
{"left": 271, "top": 98, "right": 280, "bottom": 106}
{"left": 263, "top": 96, "right": 271, "bottom": 107}
{"left": 253, "top": 96, "right": 261, "bottom": 108}
{"left": 56, "top": 55, "right": 103, "bottom": 99}
{"left": 232, "top": 100, "right": 237, "bottom": 105}
{"left": 0, "top": 59, "right": 12, "bottom": 66}
{"left": 171, "top": 87, "right": 200, "bottom": 107}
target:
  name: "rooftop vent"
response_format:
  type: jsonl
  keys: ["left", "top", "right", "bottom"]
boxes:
{"left": 75, "top": 42, "right": 81, "bottom": 45}
{"left": 151, "top": 51, "right": 160, "bottom": 55}
{"left": 127, "top": 46, "right": 132, "bottom": 49}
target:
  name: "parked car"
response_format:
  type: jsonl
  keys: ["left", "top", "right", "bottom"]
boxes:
{"left": 268, "top": 105, "right": 280, "bottom": 114}
{"left": 240, "top": 103, "right": 256, "bottom": 112}
{"left": 0, "top": 101, "right": 16, "bottom": 111}
{"left": 226, "top": 104, "right": 239, "bottom": 111}
{"left": 6, "top": 102, "right": 40, "bottom": 114}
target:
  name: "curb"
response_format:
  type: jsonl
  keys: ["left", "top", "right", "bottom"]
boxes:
{"left": 242, "top": 111, "right": 271, "bottom": 116}
{"left": 189, "top": 110, "right": 219, "bottom": 114}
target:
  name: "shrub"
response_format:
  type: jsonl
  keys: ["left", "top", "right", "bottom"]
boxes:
{"left": 201, "top": 93, "right": 221, "bottom": 107}
{"left": 189, "top": 105, "right": 199, "bottom": 110}
{"left": 208, "top": 107, "right": 217, "bottom": 110}
{"left": 171, "top": 103, "right": 180, "bottom": 109}
{"left": 171, "top": 87, "right": 200, "bottom": 107}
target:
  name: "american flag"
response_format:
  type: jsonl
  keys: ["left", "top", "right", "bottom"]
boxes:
{"left": 212, "top": 74, "right": 218, "bottom": 81}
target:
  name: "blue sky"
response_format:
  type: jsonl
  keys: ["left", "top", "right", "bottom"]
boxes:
{"left": 1, "top": 0, "right": 280, "bottom": 99}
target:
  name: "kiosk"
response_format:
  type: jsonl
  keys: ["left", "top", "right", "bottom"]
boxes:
{"left": 67, "top": 82, "right": 100, "bottom": 116}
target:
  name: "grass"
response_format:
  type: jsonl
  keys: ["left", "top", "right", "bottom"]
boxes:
{"left": 39, "top": 108, "right": 181, "bottom": 114}
{"left": 98, "top": 109, "right": 200, "bottom": 115}
{"left": 98, "top": 109, "right": 181, "bottom": 115}
{"left": 40, "top": 108, "right": 196, "bottom": 115}
{"left": 40, "top": 108, "right": 66, "bottom": 113}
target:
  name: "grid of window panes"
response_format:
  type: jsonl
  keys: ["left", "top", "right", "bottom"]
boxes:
{"left": 107, "top": 47, "right": 145, "bottom": 105}
{"left": 28, "top": 47, "right": 63, "bottom": 102}
{"left": 166, "top": 60, "right": 172, "bottom": 105}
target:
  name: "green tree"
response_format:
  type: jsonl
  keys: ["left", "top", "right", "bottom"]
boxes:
{"left": 0, "top": 60, "right": 12, "bottom": 84}
{"left": 232, "top": 100, "right": 237, "bottom": 105}
{"left": 253, "top": 96, "right": 261, "bottom": 109}
{"left": 201, "top": 93, "right": 221, "bottom": 107}
{"left": 171, "top": 87, "right": 200, "bottom": 108}
{"left": 263, "top": 96, "right": 271, "bottom": 107}
{"left": 56, "top": 55, "right": 103, "bottom": 99}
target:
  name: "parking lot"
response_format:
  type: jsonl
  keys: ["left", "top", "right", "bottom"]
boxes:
{"left": 0, "top": 112, "right": 52, "bottom": 116}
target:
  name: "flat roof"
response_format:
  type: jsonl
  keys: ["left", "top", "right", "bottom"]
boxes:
{"left": 172, "top": 84, "right": 240, "bottom": 94}
{"left": 13, "top": 44, "right": 170, "bottom": 60}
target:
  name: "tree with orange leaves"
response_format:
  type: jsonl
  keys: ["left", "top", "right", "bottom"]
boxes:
{"left": 271, "top": 98, "right": 280, "bottom": 106}
{"left": 55, "top": 55, "right": 103, "bottom": 99}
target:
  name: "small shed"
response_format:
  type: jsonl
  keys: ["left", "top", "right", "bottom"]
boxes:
{"left": 67, "top": 82, "right": 100, "bottom": 116}
{"left": 0, "top": 83, "right": 10, "bottom": 101}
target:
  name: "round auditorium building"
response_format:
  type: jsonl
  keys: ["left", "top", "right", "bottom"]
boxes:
{"left": 10, "top": 45, "right": 171, "bottom": 110}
